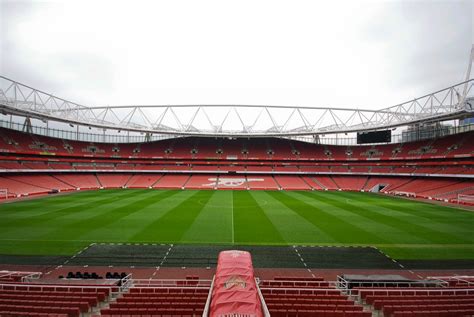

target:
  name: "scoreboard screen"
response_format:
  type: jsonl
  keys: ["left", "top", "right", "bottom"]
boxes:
{"left": 357, "top": 130, "right": 391, "bottom": 144}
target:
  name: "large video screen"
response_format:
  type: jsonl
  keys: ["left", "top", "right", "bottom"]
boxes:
{"left": 357, "top": 130, "right": 391, "bottom": 144}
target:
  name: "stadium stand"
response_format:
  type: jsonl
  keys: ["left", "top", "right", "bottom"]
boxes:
{"left": 331, "top": 176, "right": 368, "bottom": 191}
{"left": 355, "top": 286, "right": 474, "bottom": 317}
{"left": 153, "top": 174, "right": 190, "bottom": 189}
{"left": 0, "top": 176, "right": 51, "bottom": 197}
{"left": 215, "top": 175, "right": 248, "bottom": 189}
{"left": 126, "top": 174, "right": 163, "bottom": 188}
{"left": 100, "top": 285, "right": 209, "bottom": 316}
{"left": 96, "top": 174, "right": 132, "bottom": 188}
{"left": 184, "top": 175, "right": 217, "bottom": 189}
{"left": 300, "top": 176, "right": 325, "bottom": 190}
{"left": 314, "top": 176, "right": 339, "bottom": 190}
{"left": 0, "top": 281, "right": 114, "bottom": 317}
{"left": 53, "top": 174, "right": 101, "bottom": 190}
{"left": 274, "top": 175, "right": 311, "bottom": 190}
{"left": 0, "top": 126, "right": 472, "bottom": 205}
{"left": 246, "top": 176, "right": 279, "bottom": 190}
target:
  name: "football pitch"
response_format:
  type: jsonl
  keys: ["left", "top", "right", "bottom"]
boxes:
{"left": 0, "top": 189, "right": 473, "bottom": 264}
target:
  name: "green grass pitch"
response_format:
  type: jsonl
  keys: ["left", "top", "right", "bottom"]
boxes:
{"left": 0, "top": 189, "right": 473, "bottom": 261}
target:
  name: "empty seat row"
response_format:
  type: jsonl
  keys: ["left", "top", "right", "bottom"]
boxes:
{"left": 269, "top": 310, "right": 372, "bottom": 317}
{"left": 384, "top": 304, "right": 474, "bottom": 314}
{"left": 128, "top": 287, "right": 208, "bottom": 294}
{"left": 259, "top": 280, "right": 331, "bottom": 288}
{"left": 109, "top": 302, "right": 206, "bottom": 309}
{"left": 99, "top": 314, "right": 195, "bottom": 317}
{"left": 100, "top": 308, "right": 203, "bottom": 315}
{"left": 120, "top": 294, "right": 207, "bottom": 303}
{"left": 0, "top": 298, "right": 90, "bottom": 312}
{"left": 0, "top": 313, "right": 68, "bottom": 317}
{"left": 0, "top": 304, "right": 80, "bottom": 317}
{"left": 0, "top": 289, "right": 109, "bottom": 301}
{"left": 265, "top": 298, "right": 353, "bottom": 305}
{"left": 267, "top": 303, "right": 363, "bottom": 311}
{"left": 364, "top": 294, "right": 474, "bottom": 305}
{"left": 0, "top": 293, "right": 99, "bottom": 306}
{"left": 373, "top": 298, "right": 474, "bottom": 310}
{"left": 393, "top": 310, "right": 474, "bottom": 317}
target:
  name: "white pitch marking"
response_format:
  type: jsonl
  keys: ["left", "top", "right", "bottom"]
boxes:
{"left": 294, "top": 246, "right": 314, "bottom": 277}
{"left": 231, "top": 191, "right": 235, "bottom": 244}
{"left": 53, "top": 243, "right": 93, "bottom": 272}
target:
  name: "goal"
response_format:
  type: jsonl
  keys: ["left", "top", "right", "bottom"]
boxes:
{"left": 391, "top": 191, "right": 416, "bottom": 198}
{"left": 457, "top": 194, "right": 474, "bottom": 205}
{"left": 0, "top": 189, "right": 8, "bottom": 200}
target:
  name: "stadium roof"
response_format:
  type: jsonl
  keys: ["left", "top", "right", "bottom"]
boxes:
{"left": 0, "top": 75, "right": 473, "bottom": 137}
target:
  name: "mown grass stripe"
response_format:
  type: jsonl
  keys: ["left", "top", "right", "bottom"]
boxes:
{"left": 131, "top": 190, "right": 214, "bottom": 242}
{"left": 289, "top": 191, "right": 426, "bottom": 244}
{"left": 181, "top": 190, "right": 233, "bottom": 244}
{"left": 0, "top": 189, "right": 124, "bottom": 212}
{"left": 42, "top": 190, "right": 180, "bottom": 241}
{"left": 233, "top": 191, "right": 286, "bottom": 244}
{"left": 0, "top": 189, "right": 146, "bottom": 231}
{"left": 316, "top": 191, "right": 472, "bottom": 244}
{"left": 268, "top": 191, "right": 390, "bottom": 244}
{"left": 328, "top": 190, "right": 474, "bottom": 243}
{"left": 0, "top": 189, "right": 473, "bottom": 260}
{"left": 342, "top": 191, "right": 474, "bottom": 227}
{"left": 254, "top": 191, "right": 337, "bottom": 243}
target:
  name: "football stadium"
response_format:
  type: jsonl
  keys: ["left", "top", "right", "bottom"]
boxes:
{"left": 1, "top": 1, "right": 474, "bottom": 316}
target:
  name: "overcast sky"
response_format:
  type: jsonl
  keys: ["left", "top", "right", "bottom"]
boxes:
{"left": 0, "top": 0, "right": 472, "bottom": 110}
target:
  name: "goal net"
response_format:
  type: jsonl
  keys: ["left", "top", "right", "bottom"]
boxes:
{"left": 457, "top": 194, "right": 474, "bottom": 204}
{"left": 0, "top": 189, "right": 8, "bottom": 200}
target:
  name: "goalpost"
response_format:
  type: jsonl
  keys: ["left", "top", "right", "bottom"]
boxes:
{"left": 457, "top": 194, "right": 474, "bottom": 205}
{"left": 0, "top": 189, "right": 8, "bottom": 200}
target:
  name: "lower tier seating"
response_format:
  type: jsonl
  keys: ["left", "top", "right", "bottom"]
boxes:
{"left": 356, "top": 287, "right": 474, "bottom": 317}
{"left": 274, "top": 175, "right": 312, "bottom": 190}
{"left": 261, "top": 276, "right": 370, "bottom": 317}
{"left": 0, "top": 173, "right": 473, "bottom": 205}
{"left": 100, "top": 287, "right": 209, "bottom": 316}
{"left": 0, "top": 282, "right": 112, "bottom": 317}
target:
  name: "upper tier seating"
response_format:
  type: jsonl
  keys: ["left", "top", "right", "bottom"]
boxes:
{"left": 1, "top": 127, "right": 472, "bottom": 161}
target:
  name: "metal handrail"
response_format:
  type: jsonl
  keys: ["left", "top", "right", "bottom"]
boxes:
{"left": 201, "top": 275, "right": 215, "bottom": 317}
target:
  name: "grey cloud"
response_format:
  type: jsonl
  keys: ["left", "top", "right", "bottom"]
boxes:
{"left": 363, "top": 0, "right": 471, "bottom": 95}
{"left": 1, "top": 0, "right": 472, "bottom": 109}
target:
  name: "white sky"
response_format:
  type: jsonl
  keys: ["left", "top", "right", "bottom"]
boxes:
{"left": 0, "top": 0, "right": 472, "bottom": 110}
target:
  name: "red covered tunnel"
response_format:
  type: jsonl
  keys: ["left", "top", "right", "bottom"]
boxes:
{"left": 208, "top": 250, "right": 265, "bottom": 317}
